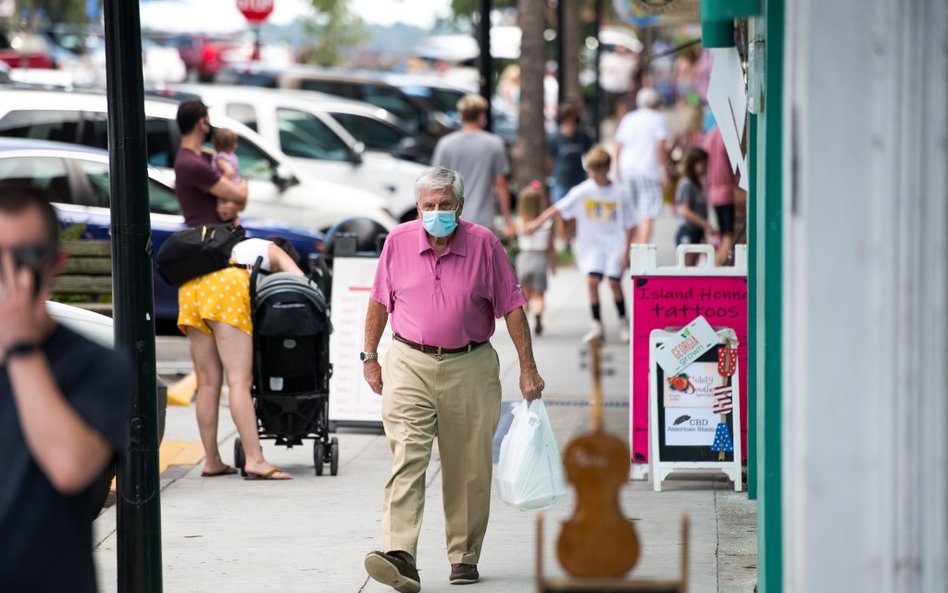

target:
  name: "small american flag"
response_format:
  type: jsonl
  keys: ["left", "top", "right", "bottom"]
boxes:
{"left": 713, "top": 385, "right": 733, "bottom": 414}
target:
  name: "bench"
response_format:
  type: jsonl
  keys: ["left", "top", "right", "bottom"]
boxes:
{"left": 50, "top": 240, "right": 114, "bottom": 317}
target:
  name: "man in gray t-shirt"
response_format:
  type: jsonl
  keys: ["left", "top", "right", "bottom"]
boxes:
{"left": 432, "top": 95, "right": 514, "bottom": 235}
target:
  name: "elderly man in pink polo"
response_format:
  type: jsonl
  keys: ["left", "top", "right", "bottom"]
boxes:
{"left": 361, "top": 167, "right": 545, "bottom": 592}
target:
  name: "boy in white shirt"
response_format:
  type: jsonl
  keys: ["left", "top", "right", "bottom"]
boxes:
{"left": 525, "top": 147, "right": 636, "bottom": 343}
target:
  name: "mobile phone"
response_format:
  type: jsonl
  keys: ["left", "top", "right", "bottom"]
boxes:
{"left": 10, "top": 246, "right": 52, "bottom": 299}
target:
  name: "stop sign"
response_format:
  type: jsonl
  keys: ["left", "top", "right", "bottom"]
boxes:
{"left": 236, "top": 0, "right": 274, "bottom": 24}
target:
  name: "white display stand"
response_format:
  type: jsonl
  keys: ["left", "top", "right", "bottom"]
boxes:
{"left": 648, "top": 328, "right": 743, "bottom": 491}
{"left": 327, "top": 257, "right": 390, "bottom": 429}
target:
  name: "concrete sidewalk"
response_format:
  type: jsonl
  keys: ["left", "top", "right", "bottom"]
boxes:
{"left": 93, "top": 217, "right": 757, "bottom": 593}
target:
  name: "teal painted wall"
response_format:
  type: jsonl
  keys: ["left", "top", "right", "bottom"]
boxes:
{"left": 754, "top": 0, "right": 783, "bottom": 591}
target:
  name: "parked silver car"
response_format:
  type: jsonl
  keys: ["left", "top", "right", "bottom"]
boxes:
{"left": 0, "top": 88, "right": 398, "bottom": 237}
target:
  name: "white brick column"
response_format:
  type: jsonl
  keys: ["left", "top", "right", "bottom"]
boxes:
{"left": 782, "top": 1, "right": 948, "bottom": 591}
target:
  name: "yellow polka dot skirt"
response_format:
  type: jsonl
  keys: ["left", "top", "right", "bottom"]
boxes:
{"left": 177, "top": 266, "right": 252, "bottom": 336}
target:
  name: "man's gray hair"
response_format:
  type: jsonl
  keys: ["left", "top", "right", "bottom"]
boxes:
{"left": 636, "top": 87, "right": 660, "bottom": 109}
{"left": 414, "top": 167, "right": 464, "bottom": 203}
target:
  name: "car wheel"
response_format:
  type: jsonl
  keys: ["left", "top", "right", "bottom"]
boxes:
{"left": 325, "top": 217, "right": 389, "bottom": 256}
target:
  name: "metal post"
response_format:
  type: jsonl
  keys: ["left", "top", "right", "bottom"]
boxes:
{"left": 592, "top": 0, "right": 603, "bottom": 143}
{"left": 252, "top": 25, "right": 262, "bottom": 61}
{"left": 478, "top": 0, "right": 493, "bottom": 131}
{"left": 103, "top": 1, "right": 162, "bottom": 592}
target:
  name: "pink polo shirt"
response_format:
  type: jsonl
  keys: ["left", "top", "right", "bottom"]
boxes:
{"left": 370, "top": 220, "right": 527, "bottom": 349}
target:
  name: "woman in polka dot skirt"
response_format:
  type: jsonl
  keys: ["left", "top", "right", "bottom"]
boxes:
{"left": 178, "top": 238, "right": 304, "bottom": 480}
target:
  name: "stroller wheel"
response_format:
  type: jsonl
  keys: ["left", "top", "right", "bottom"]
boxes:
{"left": 234, "top": 438, "right": 246, "bottom": 477}
{"left": 314, "top": 440, "right": 325, "bottom": 476}
{"left": 330, "top": 437, "right": 339, "bottom": 476}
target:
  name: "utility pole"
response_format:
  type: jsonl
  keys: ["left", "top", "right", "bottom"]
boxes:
{"left": 103, "top": 1, "right": 163, "bottom": 592}
{"left": 478, "top": 0, "right": 493, "bottom": 131}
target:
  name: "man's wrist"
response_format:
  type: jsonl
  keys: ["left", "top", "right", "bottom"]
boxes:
{"left": 6, "top": 340, "right": 42, "bottom": 360}
{"left": 360, "top": 351, "right": 379, "bottom": 363}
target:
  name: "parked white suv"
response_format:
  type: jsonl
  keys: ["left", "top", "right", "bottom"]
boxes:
{"left": 0, "top": 88, "right": 398, "bottom": 235}
{"left": 173, "top": 84, "right": 428, "bottom": 222}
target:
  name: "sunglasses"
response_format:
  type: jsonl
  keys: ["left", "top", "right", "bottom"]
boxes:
{"left": 5, "top": 244, "right": 56, "bottom": 270}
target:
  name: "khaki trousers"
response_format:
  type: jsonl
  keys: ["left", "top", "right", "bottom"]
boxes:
{"left": 381, "top": 340, "right": 502, "bottom": 564}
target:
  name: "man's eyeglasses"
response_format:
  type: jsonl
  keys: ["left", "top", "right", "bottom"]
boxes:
{"left": 4, "top": 245, "right": 56, "bottom": 270}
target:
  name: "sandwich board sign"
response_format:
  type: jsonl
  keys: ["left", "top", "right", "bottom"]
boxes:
{"left": 629, "top": 244, "right": 748, "bottom": 480}
{"left": 327, "top": 256, "right": 388, "bottom": 429}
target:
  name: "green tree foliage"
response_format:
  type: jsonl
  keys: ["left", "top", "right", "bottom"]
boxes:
{"left": 297, "top": 0, "right": 368, "bottom": 67}
{"left": 17, "top": 0, "right": 91, "bottom": 25}
{"left": 449, "top": 0, "right": 516, "bottom": 19}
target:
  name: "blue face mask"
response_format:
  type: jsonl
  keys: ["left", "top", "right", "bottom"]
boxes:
{"left": 422, "top": 210, "right": 458, "bottom": 237}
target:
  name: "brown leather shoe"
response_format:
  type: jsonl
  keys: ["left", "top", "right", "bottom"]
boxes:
{"left": 449, "top": 563, "right": 479, "bottom": 585}
{"left": 365, "top": 550, "right": 421, "bottom": 593}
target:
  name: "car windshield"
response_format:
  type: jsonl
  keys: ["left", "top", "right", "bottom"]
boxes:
{"left": 276, "top": 108, "right": 350, "bottom": 162}
{"left": 215, "top": 136, "right": 278, "bottom": 181}
{"left": 0, "top": 155, "right": 71, "bottom": 204}
{"left": 332, "top": 113, "right": 404, "bottom": 152}
{"left": 75, "top": 159, "right": 181, "bottom": 214}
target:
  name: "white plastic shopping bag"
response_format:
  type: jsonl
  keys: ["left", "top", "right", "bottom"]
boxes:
{"left": 495, "top": 400, "right": 568, "bottom": 510}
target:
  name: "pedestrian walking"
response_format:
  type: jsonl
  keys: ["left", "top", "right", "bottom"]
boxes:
{"left": 614, "top": 87, "right": 670, "bottom": 246}
{"left": 361, "top": 167, "right": 545, "bottom": 592}
{"left": 547, "top": 101, "right": 593, "bottom": 249}
{"left": 525, "top": 147, "right": 635, "bottom": 343}
{"left": 548, "top": 102, "right": 593, "bottom": 204}
{"left": 174, "top": 100, "right": 291, "bottom": 481}
{"left": 703, "top": 124, "right": 738, "bottom": 265}
{"left": 674, "top": 147, "right": 717, "bottom": 265}
{"left": 0, "top": 186, "right": 132, "bottom": 593}
{"left": 432, "top": 94, "right": 515, "bottom": 236}
{"left": 516, "top": 181, "right": 556, "bottom": 335}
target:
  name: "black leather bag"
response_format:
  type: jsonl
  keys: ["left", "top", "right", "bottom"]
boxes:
{"left": 156, "top": 223, "right": 247, "bottom": 287}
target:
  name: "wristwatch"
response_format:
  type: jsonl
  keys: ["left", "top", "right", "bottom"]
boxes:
{"left": 360, "top": 351, "right": 378, "bottom": 363}
{"left": 7, "top": 341, "right": 42, "bottom": 359}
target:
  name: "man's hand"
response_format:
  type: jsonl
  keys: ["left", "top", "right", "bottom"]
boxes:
{"left": 620, "top": 252, "right": 630, "bottom": 272}
{"left": 363, "top": 360, "right": 383, "bottom": 395}
{"left": 519, "top": 366, "right": 544, "bottom": 402}
{"left": 502, "top": 219, "right": 517, "bottom": 239}
{"left": 0, "top": 250, "right": 48, "bottom": 353}
{"left": 217, "top": 199, "right": 240, "bottom": 222}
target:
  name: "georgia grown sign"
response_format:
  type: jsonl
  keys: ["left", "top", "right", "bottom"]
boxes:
{"left": 653, "top": 315, "right": 720, "bottom": 377}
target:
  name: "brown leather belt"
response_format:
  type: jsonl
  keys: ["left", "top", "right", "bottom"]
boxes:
{"left": 393, "top": 333, "right": 486, "bottom": 357}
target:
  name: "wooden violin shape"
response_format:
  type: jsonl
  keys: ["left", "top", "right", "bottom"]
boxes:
{"left": 556, "top": 337, "right": 640, "bottom": 578}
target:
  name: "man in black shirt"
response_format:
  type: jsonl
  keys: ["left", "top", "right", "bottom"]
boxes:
{"left": 0, "top": 187, "right": 132, "bottom": 593}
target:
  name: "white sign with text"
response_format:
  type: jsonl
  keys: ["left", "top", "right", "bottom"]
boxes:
{"left": 653, "top": 316, "right": 720, "bottom": 377}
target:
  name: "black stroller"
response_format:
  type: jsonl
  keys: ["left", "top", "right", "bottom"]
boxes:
{"left": 233, "top": 259, "right": 338, "bottom": 476}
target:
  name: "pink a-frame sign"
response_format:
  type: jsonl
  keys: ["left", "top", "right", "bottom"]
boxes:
{"left": 630, "top": 275, "right": 748, "bottom": 467}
